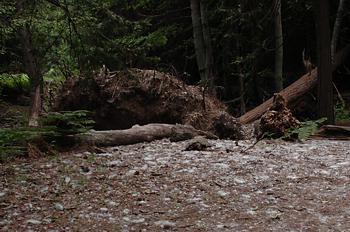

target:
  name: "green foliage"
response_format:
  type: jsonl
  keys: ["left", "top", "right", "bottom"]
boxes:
{"left": 0, "top": 73, "right": 30, "bottom": 94}
{"left": 335, "top": 102, "right": 350, "bottom": 121}
{"left": 42, "top": 110, "right": 95, "bottom": 136}
{"left": 0, "top": 1, "right": 17, "bottom": 54}
{"left": 43, "top": 68, "right": 66, "bottom": 83}
{"left": 115, "top": 30, "right": 167, "bottom": 49}
{"left": 283, "top": 118, "right": 327, "bottom": 140}
{"left": 0, "top": 111, "right": 94, "bottom": 162}
{"left": 259, "top": 118, "right": 327, "bottom": 141}
{"left": 0, "top": 127, "right": 52, "bottom": 162}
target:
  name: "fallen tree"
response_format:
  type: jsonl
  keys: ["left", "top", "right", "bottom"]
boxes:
{"left": 55, "top": 69, "right": 242, "bottom": 139}
{"left": 77, "top": 123, "right": 217, "bottom": 147}
{"left": 239, "top": 44, "right": 350, "bottom": 124}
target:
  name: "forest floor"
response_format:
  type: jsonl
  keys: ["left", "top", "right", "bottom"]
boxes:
{"left": 1, "top": 138, "right": 350, "bottom": 231}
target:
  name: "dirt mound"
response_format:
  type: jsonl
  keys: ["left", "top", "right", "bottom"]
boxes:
{"left": 259, "top": 93, "right": 299, "bottom": 137}
{"left": 54, "top": 68, "right": 242, "bottom": 139}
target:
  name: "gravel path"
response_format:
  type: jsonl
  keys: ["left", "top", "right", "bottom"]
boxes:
{"left": 1, "top": 139, "right": 350, "bottom": 231}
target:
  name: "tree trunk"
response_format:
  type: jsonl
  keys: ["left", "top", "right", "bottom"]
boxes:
{"left": 314, "top": 0, "right": 334, "bottom": 124}
{"left": 239, "top": 73, "right": 246, "bottom": 114}
{"left": 19, "top": 24, "right": 42, "bottom": 127}
{"left": 200, "top": 1, "right": 215, "bottom": 90}
{"left": 16, "top": 0, "right": 42, "bottom": 127}
{"left": 28, "top": 85, "right": 41, "bottom": 127}
{"left": 238, "top": 44, "right": 350, "bottom": 124}
{"left": 274, "top": 0, "right": 284, "bottom": 91}
{"left": 190, "top": 0, "right": 206, "bottom": 82}
{"left": 331, "top": 0, "right": 346, "bottom": 61}
{"left": 77, "top": 123, "right": 217, "bottom": 147}
{"left": 236, "top": 29, "right": 246, "bottom": 114}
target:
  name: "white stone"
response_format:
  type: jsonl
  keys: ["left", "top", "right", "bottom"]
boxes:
{"left": 54, "top": 203, "right": 64, "bottom": 211}
{"left": 26, "top": 219, "right": 41, "bottom": 225}
{"left": 154, "top": 220, "right": 176, "bottom": 228}
{"left": 217, "top": 190, "right": 229, "bottom": 197}
{"left": 64, "top": 176, "right": 71, "bottom": 184}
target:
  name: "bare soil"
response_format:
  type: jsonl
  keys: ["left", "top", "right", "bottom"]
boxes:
{"left": 1, "top": 139, "right": 350, "bottom": 231}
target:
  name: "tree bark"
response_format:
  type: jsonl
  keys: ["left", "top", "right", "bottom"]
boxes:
{"left": 200, "top": 1, "right": 215, "bottom": 90}
{"left": 77, "top": 123, "right": 217, "bottom": 147}
{"left": 331, "top": 0, "right": 346, "bottom": 61}
{"left": 238, "top": 44, "right": 350, "bottom": 124}
{"left": 18, "top": 22, "right": 42, "bottom": 127}
{"left": 314, "top": 0, "right": 334, "bottom": 124}
{"left": 239, "top": 73, "right": 246, "bottom": 115}
{"left": 236, "top": 33, "right": 246, "bottom": 114}
{"left": 274, "top": 0, "right": 284, "bottom": 91}
{"left": 190, "top": 0, "right": 206, "bottom": 82}
{"left": 29, "top": 85, "right": 41, "bottom": 127}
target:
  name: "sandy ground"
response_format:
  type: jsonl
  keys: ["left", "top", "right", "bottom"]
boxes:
{"left": 1, "top": 139, "right": 350, "bottom": 231}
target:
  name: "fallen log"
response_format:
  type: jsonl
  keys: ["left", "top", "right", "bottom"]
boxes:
{"left": 77, "top": 123, "right": 218, "bottom": 147}
{"left": 239, "top": 44, "right": 350, "bottom": 124}
{"left": 313, "top": 125, "right": 350, "bottom": 140}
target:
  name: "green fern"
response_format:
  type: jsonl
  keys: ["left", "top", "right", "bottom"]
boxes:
{"left": 284, "top": 118, "right": 327, "bottom": 140}
{"left": 42, "top": 110, "right": 95, "bottom": 135}
{"left": 335, "top": 102, "right": 350, "bottom": 121}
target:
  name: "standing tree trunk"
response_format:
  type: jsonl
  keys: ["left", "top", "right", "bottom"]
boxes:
{"left": 314, "top": 0, "right": 334, "bottom": 124}
{"left": 200, "top": 1, "right": 215, "bottom": 90}
{"left": 238, "top": 73, "right": 246, "bottom": 114}
{"left": 331, "top": 0, "right": 346, "bottom": 61}
{"left": 236, "top": 14, "right": 246, "bottom": 115}
{"left": 190, "top": 0, "right": 207, "bottom": 82}
{"left": 19, "top": 24, "right": 42, "bottom": 127}
{"left": 16, "top": 0, "right": 42, "bottom": 127}
{"left": 191, "top": 0, "right": 215, "bottom": 92}
{"left": 274, "top": 0, "right": 283, "bottom": 91}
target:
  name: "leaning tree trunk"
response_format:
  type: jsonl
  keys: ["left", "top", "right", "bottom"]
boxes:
{"left": 238, "top": 44, "right": 350, "bottom": 124}
{"left": 191, "top": 0, "right": 207, "bottom": 82}
{"left": 331, "top": 0, "right": 346, "bottom": 61}
{"left": 314, "top": 0, "right": 334, "bottom": 124}
{"left": 274, "top": 0, "right": 283, "bottom": 92}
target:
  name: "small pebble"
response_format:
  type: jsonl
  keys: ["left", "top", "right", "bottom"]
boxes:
{"left": 155, "top": 220, "right": 176, "bottom": 229}
{"left": 54, "top": 203, "right": 64, "bottom": 211}
{"left": 64, "top": 176, "right": 71, "bottom": 184}
{"left": 26, "top": 219, "right": 41, "bottom": 225}
{"left": 106, "top": 200, "right": 119, "bottom": 207}
{"left": 217, "top": 190, "right": 229, "bottom": 197}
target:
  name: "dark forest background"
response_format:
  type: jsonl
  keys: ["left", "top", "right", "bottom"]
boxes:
{"left": 1, "top": 0, "right": 349, "bottom": 119}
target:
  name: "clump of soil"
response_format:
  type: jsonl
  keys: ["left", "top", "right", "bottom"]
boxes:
{"left": 54, "top": 68, "right": 242, "bottom": 139}
{"left": 258, "top": 93, "right": 299, "bottom": 136}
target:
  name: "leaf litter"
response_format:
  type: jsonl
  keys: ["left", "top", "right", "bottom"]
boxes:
{"left": 1, "top": 139, "right": 350, "bottom": 231}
